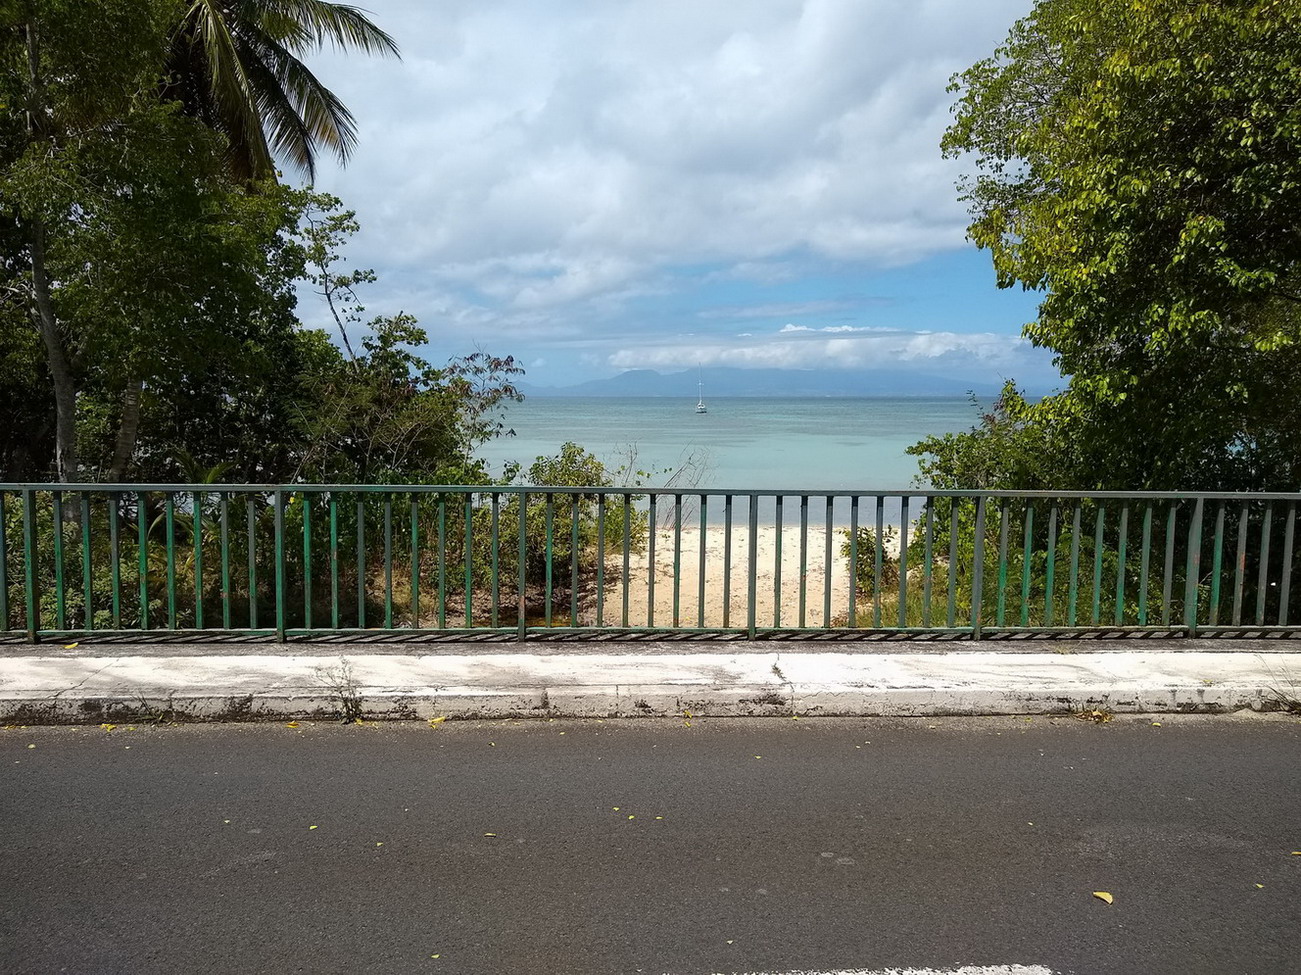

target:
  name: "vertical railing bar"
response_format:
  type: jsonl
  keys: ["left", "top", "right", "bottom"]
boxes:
{"left": 946, "top": 498, "right": 959, "bottom": 628}
{"left": 52, "top": 491, "right": 65, "bottom": 631}
{"left": 1114, "top": 504, "right": 1128, "bottom": 627}
{"left": 0, "top": 493, "right": 8, "bottom": 631}
{"left": 466, "top": 496, "right": 475, "bottom": 629}
{"left": 571, "top": 496, "right": 581, "bottom": 627}
{"left": 109, "top": 492, "right": 121, "bottom": 628}
{"left": 1279, "top": 503, "right": 1295, "bottom": 626}
{"left": 971, "top": 496, "right": 986, "bottom": 638}
{"left": 383, "top": 494, "right": 394, "bottom": 629}
{"left": 847, "top": 495, "right": 859, "bottom": 628}
{"left": 747, "top": 495, "right": 759, "bottom": 638}
{"left": 190, "top": 492, "right": 202, "bottom": 631}
{"left": 647, "top": 495, "right": 657, "bottom": 628}
{"left": 517, "top": 492, "right": 528, "bottom": 640}
{"left": 922, "top": 498, "right": 934, "bottom": 627}
{"left": 799, "top": 495, "right": 809, "bottom": 629}
{"left": 543, "top": 496, "right": 554, "bottom": 628}
{"left": 1138, "top": 504, "right": 1152, "bottom": 626}
{"left": 1161, "top": 504, "right": 1177, "bottom": 627}
{"left": 137, "top": 492, "right": 150, "bottom": 631}
{"left": 491, "top": 493, "right": 501, "bottom": 628}
{"left": 356, "top": 499, "right": 366, "bottom": 629}
{"left": 410, "top": 497, "right": 420, "bottom": 628}
{"left": 873, "top": 495, "right": 884, "bottom": 628}
{"left": 247, "top": 497, "right": 258, "bottom": 629}
{"left": 1255, "top": 502, "right": 1273, "bottom": 627}
{"left": 437, "top": 498, "right": 447, "bottom": 629}
{"left": 219, "top": 494, "right": 230, "bottom": 630}
{"left": 1231, "top": 501, "right": 1248, "bottom": 626}
{"left": 897, "top": 497, "right": 909, "bottom": 629}
{"left": 597, "top": 494, "right": 606, "bottom": 628}
{"left": 672, "top": 494, "right": 682, "bottom": 628}
{"left": 328, "top": 496, "right": 339, "bottom": 630}
{"left": 996, "top": 501, "right": 1010, "bottom": 627}
{"left": 80, "top": 493, "right": 92, "bottom": 631}
{"left": 622, "top": 498, "right": 631, "bottom": 628}
{"left": 1064, "top": 504, "right": 1081, "bottom": 627}
{"left": 822, "top": 496, "right": 833, "bottom": 629}
{"left": 273, "top": 489, "right": 286, "bottom": 641}
{"left": 1091, "top": 506, "right": 1105, "bottom": 627}
{"left": 697, "top": 495, "right": 707, "bottom": 629}
{"left": 773, "top": 495, "right": 784, "bottom": 629}
{"left": 723, "top": 494, "right": 735, "bottom": 629}
{"left": 23, "top": 489, "right": 39, "bottom": 641}
{"left": 1184, "top": 497, "right": 1204, "bottom": 634}
{"left": 1043, "top": 504, "right": 1058, "bottom": 627}
{"left": 301, "top": 492, "right": 312, "bottom": 631}
{"left": 1208, "top": 503, "right": 1225, "bottom": 627}
{"left": 165, "top": 493, "right": 177, "bottom": 630}
{"left": 1018, "top": 502, "right": 1034, "bottom": 628}
{"left": 999, "top": 502, "right": 1009, "bottom": 624}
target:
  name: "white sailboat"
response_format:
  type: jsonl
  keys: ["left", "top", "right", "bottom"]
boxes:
{"left": 695, "top": 366, "right": 708, "bottom": 414}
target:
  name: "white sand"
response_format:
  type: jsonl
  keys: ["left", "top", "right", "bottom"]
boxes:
{"left": 600, "top": 525, "right": 861, "bottom": 628}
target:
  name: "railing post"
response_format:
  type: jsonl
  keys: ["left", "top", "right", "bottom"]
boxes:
{"left": 747, "top": 496, "right": 759, "bottom": 640}
{"left": 1184, "top": 496, "right": 1204, "bottom": 636}
{"left": 971, "top": 496, "right": 986, "bottom": 639}
{"left": 518, "top": 491, "right": 528, "bottom": 642}
{"left": 274, "top": 489, "right": 286, "bottom": 642}
{"left": 22, "top": 489, "right": 39, "bottom": 643}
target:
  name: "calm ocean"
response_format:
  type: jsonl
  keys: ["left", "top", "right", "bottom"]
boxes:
{"left": 475, "top": 396, "right": 982, "bottom": 492}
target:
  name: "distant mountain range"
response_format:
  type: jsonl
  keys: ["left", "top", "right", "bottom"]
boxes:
{"left": 522, "top": 367, "right": 1030, "bottom": 398}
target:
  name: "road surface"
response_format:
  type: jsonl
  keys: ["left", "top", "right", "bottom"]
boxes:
{"left": 3, "top": 714, "right": 1299, "bottom": 974}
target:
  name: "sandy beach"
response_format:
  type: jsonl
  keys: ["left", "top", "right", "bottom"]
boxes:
{"left": 600, "top": 525, "right": 860, "bottom": 628}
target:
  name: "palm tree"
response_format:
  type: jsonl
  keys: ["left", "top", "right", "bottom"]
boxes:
{"left": 162, "top": 0, "right": 400, "bottom": 182}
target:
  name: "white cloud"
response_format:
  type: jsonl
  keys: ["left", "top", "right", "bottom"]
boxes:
{"left": 304, "top": 0, "right": 1037, "bottom": 347}
{"left": 606, "top": 327, "right": 1049, "bottom": 374}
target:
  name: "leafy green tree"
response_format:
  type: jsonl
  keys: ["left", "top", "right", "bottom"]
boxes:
{"left": 938, "top": 0, "right": 1301, "bottom": 492}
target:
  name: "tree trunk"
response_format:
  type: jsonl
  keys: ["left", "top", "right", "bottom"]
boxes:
{"left": 24, "top": 20, "right": 78, "bottom": 482}
{"left": 29, "top": 218, "right": 79, "bottom": 482}
{"left": 107, "top": 379, "right": 143, "bottom": 482}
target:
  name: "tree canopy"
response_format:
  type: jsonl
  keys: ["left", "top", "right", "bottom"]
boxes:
{"left": 922, "top": 0, "right": 1301, "bottom": 491}
{"left": 0, "top": 2, "right": 523, "bottom": 485}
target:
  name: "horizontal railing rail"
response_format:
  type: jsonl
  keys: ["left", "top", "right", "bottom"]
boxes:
{"left": 2, "top": 484, "right": 1299, "bottom": 641}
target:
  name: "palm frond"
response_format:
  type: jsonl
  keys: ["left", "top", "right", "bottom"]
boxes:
{"left": 247, "top": 0, "right": 400, "bottom": 57}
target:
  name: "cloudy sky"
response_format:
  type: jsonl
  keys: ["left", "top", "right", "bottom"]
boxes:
{"left": 304, "top": 0, "right": 1057, "bottom": 390}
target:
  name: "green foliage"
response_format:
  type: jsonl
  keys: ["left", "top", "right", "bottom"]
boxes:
{"left": 840, "top": 525, "right": 901, "bottom": 596}
{"left": 941, "top": 0, "right": 1301, "bottom": 492}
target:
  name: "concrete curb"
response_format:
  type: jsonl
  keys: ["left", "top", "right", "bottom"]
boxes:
{"left": 2, "top": 647, "right": 1299, "bottom": 723}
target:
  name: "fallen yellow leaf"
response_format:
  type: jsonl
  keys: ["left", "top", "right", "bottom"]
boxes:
{"left": 483, "top": 832, "right": 497, "bottom": 837}
{"left": 1151, "top": 721, "right": 1162, "bottom": 727}
{"left": 100, "top": 723, "right": 116, "bottom": 732}
{"left": 309, "top": 825, "right": 318, "bottom": 830}
{"left": 1255, "top": 883, "right": 1264, "bottom": 889}
{"left": 627, "top": 815, "right": 635, "bottom": 820}
{"left": 26, "top": 744, "right": 35, "bottom": 749}
{"left": 1093, "top": 891, "right": 1113, "bottom": 905}
{"left": 285, "top": 721, "right": 300, "bottom": 728}
{"left": 428, "top": 716, "right": 446, "bottom": 727}
{"left": 63, "top": 642, "right": 78, "bottom": 649}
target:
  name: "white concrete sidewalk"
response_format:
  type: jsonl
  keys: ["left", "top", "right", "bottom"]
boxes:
{"left": 2, "top": 645, "right": 1299, "bottom": 722}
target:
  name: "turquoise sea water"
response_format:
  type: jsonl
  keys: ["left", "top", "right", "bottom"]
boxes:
{"left": 475, "top": 396, "right": 983, "bottom": 491}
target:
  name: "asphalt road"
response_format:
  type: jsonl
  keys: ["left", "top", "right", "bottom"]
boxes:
{"left": 2, "top": 714, "right": 1299, "bottom": 975}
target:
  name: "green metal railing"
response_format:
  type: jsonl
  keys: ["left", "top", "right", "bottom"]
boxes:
{"left": 1, "top": 484, "right": 1298, "bottom": 641}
